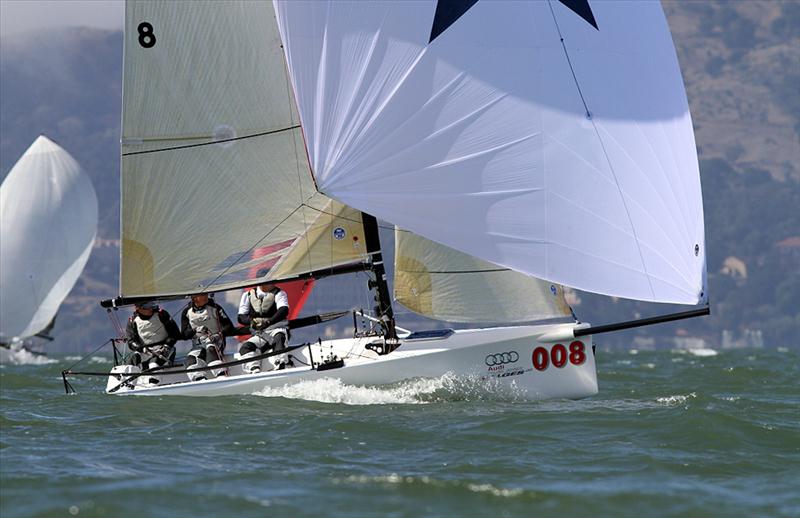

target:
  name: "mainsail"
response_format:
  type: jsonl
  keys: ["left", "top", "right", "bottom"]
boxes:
{"left": 275, "top": 0, "right": 707, "bottom": 305}
{"left": 0, "top": 136, "right": 98, "bottom": 342}
{"left": 395, "top": 228, "right": 572, "bottom": 323}
{"left": 120, "top": 1, "right": 368, "bottom": 298}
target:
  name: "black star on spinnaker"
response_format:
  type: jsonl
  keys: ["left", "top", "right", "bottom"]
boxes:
{"left": 429, "top": 0, "right": 598, "bottom": 43}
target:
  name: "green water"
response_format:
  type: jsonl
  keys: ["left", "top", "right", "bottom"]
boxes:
{"left": 1, "top": 348, "right": 798, "bottom": 517}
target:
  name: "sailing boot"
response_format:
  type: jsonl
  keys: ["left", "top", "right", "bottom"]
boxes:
{"left": 185, "top": 349, "right": 208, "bottom": 382}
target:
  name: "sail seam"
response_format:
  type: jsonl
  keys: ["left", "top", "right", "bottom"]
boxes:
{"left": 546, "top": 0, "right": 656, "bottom": 300}
{"left": 120, "top": 126, "right": 301, "bottom": 156}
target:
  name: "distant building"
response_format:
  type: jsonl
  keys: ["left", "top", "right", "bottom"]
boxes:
{"left": 672, "top": 336, "right": 707, "bottom": 350}
{"left": 631, "top": 336, "right": 656, "bottom": 350}
{"left": 775, "top": 236, "right": 800, "bottom": 267}
{"left": 722, "top": 329, "right": 764, "bottom": 349}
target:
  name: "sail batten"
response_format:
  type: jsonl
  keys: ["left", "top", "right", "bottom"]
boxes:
{"left": 121, "top": 125, "right": 302, "bottom": 156}
{"left": 275, "top": 0, "right": 707, "bottom": 305}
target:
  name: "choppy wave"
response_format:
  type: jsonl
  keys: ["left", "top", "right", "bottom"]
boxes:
{"left": 656, "top": 392, "right": 698, "bottom": 405}
{"left": 1, "top": 348, "right": 798, "bottom": 517}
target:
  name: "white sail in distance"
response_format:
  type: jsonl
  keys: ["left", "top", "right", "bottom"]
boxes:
{"left": 0, "top": 136, "right": 98, "bottom": 342}
{"left": 120, "top": 1, "right": 369, "bottom": 297}
{"left": 395, "top": 228, "right": 572, "bottom": 324}
{"left": 275, "top": 0, "right": 707, "bottom": 305}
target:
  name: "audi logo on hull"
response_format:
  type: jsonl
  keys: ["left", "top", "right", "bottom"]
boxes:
{"left": 485, "top": 351, "right": 519, "bottom": 366}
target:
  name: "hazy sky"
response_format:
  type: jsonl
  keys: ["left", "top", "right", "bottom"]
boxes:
{"left": 0, "top": 0, "right": 123, "bottom": 38}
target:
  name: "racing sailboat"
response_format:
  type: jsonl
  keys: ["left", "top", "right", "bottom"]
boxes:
{"left": 0, "top": 136, "right": 98, "bottom": 362}
{"left": 91, "top": 0, "right": 707, "bottom": 398}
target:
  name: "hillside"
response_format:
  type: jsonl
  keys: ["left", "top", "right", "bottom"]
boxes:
{"left": 1, "top": 3, "right": 798, "bottom": 352}
{"left": 664, "top": 1, "right": 800, "bottom": 181}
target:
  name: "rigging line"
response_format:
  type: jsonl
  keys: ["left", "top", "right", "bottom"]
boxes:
{"left": 120, "top": 125, "right": 301, "bottom": 157}
{"left": 64, "top": 338, "right": 114, "bottom": 372}
{"left": 196, "top": 204, "right": 306, "bottom": 293}
{"left": 545, "top": 0, "right": 655, "bottom": 300}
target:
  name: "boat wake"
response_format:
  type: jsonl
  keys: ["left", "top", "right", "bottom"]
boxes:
{"left": 252, "top": 374, "right": 524, "bottom": 405}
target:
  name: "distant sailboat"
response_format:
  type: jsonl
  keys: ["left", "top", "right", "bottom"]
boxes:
{"left": 92, "top": 0, "right": 707, "bottom": 398}
{"left": 0, "top": 136, "right": 98, "bottom": 361}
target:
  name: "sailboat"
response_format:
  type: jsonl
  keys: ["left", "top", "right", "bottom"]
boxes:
{"left": 92, "top": 0, "right": 708, "bottom": 398}
{"left": 0, "top": 136, "right": 98, "bottom": 362}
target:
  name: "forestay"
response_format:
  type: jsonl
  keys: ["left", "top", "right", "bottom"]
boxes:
{"left": 275, "top": 0, "right": 707, "bottom": 305}
{"left": 120, "top": 1, "right": 368, "bottom": 297}
{"left": 395, "top": 228, "right": 572, "bottom": 324}
{"left": 0, "top": 137, "right": 98, "bottom": 341}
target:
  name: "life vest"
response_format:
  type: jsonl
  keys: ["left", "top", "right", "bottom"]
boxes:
{"left": 248, "top": 288, "right": 280, "bottom": 318}
{"left": 187, "top": 303, "right": 222, "bottom": 334}
{"left": 133, "top": 312, "right": 168, "bottom": 345}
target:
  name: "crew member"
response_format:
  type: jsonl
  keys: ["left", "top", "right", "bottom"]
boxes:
{"left": 181, "top": 292, "right": 235, "bottom": 381}
{"left": 126, "top": 301, "right": 181, "bottom": 385}
{"left": 237, "top": 275, "right": 291, "bottom": 373}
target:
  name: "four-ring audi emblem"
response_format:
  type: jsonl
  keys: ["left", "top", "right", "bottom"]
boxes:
{"left": 485, "top": 351, "right": 519, "bottom": 366}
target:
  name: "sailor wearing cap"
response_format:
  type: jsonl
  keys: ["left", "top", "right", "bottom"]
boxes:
{"left": 237, "top": 269, "right": 291, "bottom": 373}
{"left": 126, "top": 301, "right": 181, "bottom": 385}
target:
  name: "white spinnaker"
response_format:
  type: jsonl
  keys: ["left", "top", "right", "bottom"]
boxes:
{"left": 0, "top": 136, "right": 98, "bottom": 341}
{"left": 395, "top": 228, "right": 572, "bottom": 324}
{"left": 121, "top": 1, "right": 367, "bottom": 297}
{"left": 275, "top": 0, "right": 707, "bottom": 304}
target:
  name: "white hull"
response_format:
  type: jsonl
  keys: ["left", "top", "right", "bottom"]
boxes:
{"left": 107, "top": 324, "right": 597, "bottom": 400}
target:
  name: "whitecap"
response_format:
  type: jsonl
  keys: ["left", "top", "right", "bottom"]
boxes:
{"left": 688, "top": 348, "right": 718, "bottom": 357}
{"left": 656, "top": 392, "right": 697, "bottom": 405}
{"left": 467, "top": 483, "right": 524, "bottom": 497}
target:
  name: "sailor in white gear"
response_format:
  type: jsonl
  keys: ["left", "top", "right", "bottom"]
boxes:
{"left": 237, "top": 274, "right": 291, "bottom": 374}
{"left": 125, "top": 301, "right": 181, "bottom": 386}
{"left": 180, "top": 292, "right": 234, "bottom": 381}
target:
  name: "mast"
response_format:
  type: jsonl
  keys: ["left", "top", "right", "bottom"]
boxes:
{"left": 361, "top": 213, "right": 398, "bottom": 341}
